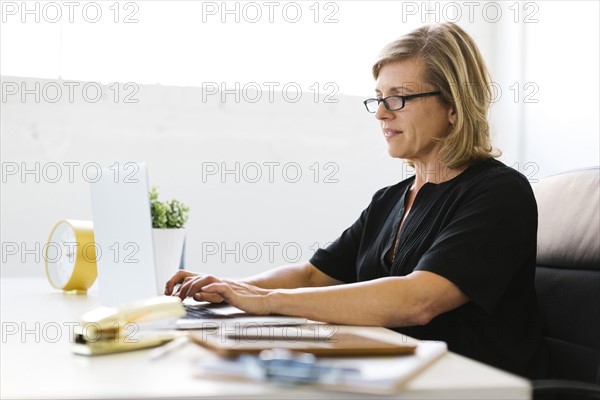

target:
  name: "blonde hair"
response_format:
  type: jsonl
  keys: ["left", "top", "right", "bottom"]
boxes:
{"left": 372, "top": 23, "right": 499, "bottom": 168}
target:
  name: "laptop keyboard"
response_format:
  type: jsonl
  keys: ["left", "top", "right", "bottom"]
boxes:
{"left": 183, "top": 304, "right": 232, "bottom": 319}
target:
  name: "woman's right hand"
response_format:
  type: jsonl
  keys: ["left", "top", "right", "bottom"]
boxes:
{"left": 164, "top": 270, "right": 226, "bottom": 303}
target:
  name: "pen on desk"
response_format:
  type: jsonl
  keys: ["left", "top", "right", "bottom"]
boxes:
{"left": 149, "top": 335, "right": 189, "bottom": 361}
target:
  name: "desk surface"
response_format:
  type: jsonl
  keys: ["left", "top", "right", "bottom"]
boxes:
{"left": 0, "top": 277, "right": 531, "bottom": 399}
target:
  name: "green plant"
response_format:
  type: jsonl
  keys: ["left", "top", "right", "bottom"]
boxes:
{"left": 149, "top": 186, "right": 189, "bottom": 229}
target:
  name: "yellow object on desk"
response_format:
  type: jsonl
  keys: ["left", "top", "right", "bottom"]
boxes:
{"left": 44, "top": 219, "right": 97, "bottom": 294}
{"left": 72, "top": 295, "right": 187, "bottom": 356}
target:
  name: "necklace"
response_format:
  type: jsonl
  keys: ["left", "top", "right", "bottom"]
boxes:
{"left": 391, "top": 218, "right": 404, "bottom": 263}
{"left": 391, "top": 186, "right": 414, "bottom": 263}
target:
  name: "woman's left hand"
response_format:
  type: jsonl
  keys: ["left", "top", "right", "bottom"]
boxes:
{"left": 201, "top": 281, "right": 275, "bottom": 315}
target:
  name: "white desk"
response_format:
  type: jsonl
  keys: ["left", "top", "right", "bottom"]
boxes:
{"left": 0, "top": 277, "right": 531, "bottom": 399}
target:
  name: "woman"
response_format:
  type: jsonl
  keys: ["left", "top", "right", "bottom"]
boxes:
{"left": 166, "top": 22, "right": 548, "bottom": 379}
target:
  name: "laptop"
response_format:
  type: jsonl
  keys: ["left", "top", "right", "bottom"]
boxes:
{"left": 89, "top": 162, "right": 307, "bottom": 329}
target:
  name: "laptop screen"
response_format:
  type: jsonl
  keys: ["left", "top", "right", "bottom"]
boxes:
{"left": 89, "top": 162, "right": 159, "bottom": 306}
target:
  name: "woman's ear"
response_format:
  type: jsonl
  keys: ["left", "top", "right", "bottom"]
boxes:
{"left": 448, "top": 106, "right": 457, "bottom": 126}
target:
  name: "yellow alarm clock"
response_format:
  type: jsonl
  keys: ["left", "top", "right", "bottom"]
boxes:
{"left": 45, "top": 220, "right": 97, "bottom": 294}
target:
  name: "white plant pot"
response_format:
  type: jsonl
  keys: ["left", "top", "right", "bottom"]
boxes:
{"left": 153, "top": 228, "right": 186, "bottom": 293}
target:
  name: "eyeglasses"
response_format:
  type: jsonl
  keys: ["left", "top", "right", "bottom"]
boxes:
{"left": 363, "top": 91, "right": 442, "bottom": 113}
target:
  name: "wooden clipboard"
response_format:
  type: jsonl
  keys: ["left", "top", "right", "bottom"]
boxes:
{"left": 189, "top": 325, "right": 417, "bottom": 358}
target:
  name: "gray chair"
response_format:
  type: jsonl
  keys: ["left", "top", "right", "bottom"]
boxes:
{"left": 532, "top": 167, "right": 600, "bottom": 399}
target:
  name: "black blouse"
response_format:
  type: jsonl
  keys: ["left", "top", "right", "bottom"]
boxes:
{"left": 309, "top": 158, "right": 548, "bottom": 379}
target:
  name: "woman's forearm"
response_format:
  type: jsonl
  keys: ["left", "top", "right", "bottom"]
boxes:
{"left": 241, "top": 261, "right": 341, "bottom": 289}
{"left": 268, "top": 276, "right": 429, "bottom": 327}
{"left": 265, "top": 271, "right": 469, "bottom": 327}
{"left": 201, "top": 270, "right": 466, "bottom": 325}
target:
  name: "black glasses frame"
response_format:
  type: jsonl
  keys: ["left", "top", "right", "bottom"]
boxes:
{"left": 363, "top": 91, "right": 442, "bottom": 113}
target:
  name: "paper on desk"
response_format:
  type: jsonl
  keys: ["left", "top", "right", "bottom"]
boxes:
{"left": 194, "top": 340, "right": 447, "bottom": 395}
{"left": 325, "top": 340, "right": 447, "bottom": 393}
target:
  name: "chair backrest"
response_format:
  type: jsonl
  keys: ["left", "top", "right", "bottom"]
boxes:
{"left": 532, "top": 167, "right": 600, "bottom": 383}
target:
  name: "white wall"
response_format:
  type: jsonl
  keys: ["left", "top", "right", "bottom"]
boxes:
{"left": 522, "top": 1, "right": 600, "bottom": 176}
{"left": 1, "top": 1, "right": 599, "bottom": 280}
{"left": 1, "top": 78, "right": 404, "bottom": 277}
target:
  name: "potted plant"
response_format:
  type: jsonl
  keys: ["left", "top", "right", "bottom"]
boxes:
{"left": 149, "top": 186, "right": 189, "bottom": 288}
